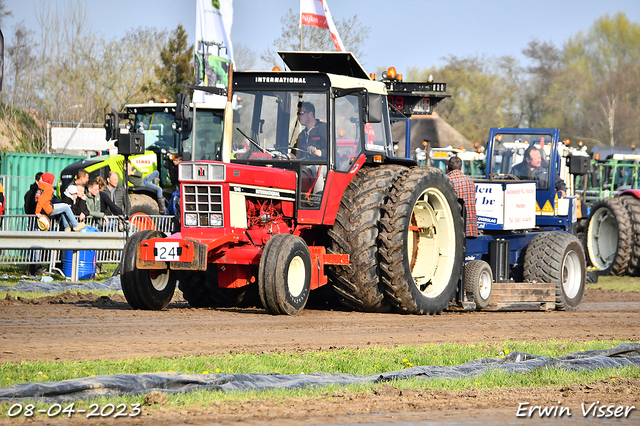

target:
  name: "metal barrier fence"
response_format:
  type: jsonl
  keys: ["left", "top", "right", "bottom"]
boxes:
{"left": 0, "top": 214, "right": 175, "bottom": 277}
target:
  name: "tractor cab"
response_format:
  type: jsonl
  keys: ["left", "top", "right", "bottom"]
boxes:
{"left": 482, "top": 128, "right": 583, "bottom": 230}
{"left": 228, "top": 51, "right": 402, "bottom": 215}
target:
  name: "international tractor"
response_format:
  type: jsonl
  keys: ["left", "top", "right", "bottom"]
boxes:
{"left": 462, "top": 128, "right": 589, "bottom": 311}
{"left": 58, "top": 98, "right": 225, "bottom": 217}
{"left": 120, "top": 51, "right": 466, "bottom": 315}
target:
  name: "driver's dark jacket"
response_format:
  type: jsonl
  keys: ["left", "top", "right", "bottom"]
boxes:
{"left": 296, "top": 121, "right": 327, "bottom": 158}
{"left": 510, "top": 161, "right": 566, "bottom": 192}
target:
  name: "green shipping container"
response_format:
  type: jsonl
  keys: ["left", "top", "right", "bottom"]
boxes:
{"left": 0, "top": 152, "right": 85, "bottom": 215}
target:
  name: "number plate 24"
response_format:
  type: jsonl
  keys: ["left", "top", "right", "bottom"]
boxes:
{"left": 139, "top": 239, "right": 195, "bottom": 264}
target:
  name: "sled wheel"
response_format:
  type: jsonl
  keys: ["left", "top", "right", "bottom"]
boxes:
{"left": 524, "top": 232, "right": 586, "bottom": 311}
{"left": 258, "top": 234, "right": 311, "bottom": 315}
{"left": 465, "top": 260, "right": 493, "bottom": 309}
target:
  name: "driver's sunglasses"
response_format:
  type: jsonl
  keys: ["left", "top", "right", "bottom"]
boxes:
{"left": 297, "top": 110, "right": 309, "bottom": 116}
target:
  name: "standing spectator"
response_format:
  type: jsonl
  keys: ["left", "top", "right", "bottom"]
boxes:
{"left": 447, "top": 156, "right": 478, "bottom": 238}
{"left": 74, "top": 169, "right": 89, "bottom": 190}
{"left": 75, "top": 169, "right": 90, "bottom": 206}
{"left": 96, "top": 176, "right": 124, "bottom": 217}
{"left": 61, "top": 185, "right": 89, "bottom": 222}
{"left": 125, "top": 161, "right": 166, "bottom": 213}
{"left": 35, "top": 172, "right": 85, "bottom": 232}
{"left": 24, "top": 172, "right": 43, "bottom": 215}
{"left": 0, "top": 181, "right": 5, "bottom": 222}
{"left": 24, "top": 172, "right": 44, "bottom": 275}
{"left": 104, "top": 170, "right": 126, "bottom": 214}
{"left": 86, "top": 179, "right": 124, "bottom": 231}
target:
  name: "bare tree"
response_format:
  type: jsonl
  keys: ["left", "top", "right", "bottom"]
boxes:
{"left": 97, "top": 27, "right": 168, "bottom": 114}
{"left": 521, "top": 40, "right": 562, "bottom": 127}
{"left": 261, "top": 8, "right": 370, "bottom": 68}
{"left": 0, "top": 0, "right": 12, "bottom": 28}
{"left": 6, "top": 21, "right": 37, "bottom": 109}
{"left": 234, "top": 42, "right": 258, "bottom": 71}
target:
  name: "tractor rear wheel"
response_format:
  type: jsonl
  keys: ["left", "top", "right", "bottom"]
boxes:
{"left": 258, "top": 234, "right": 311, "bottom": 315}
{"left": 586, "top": 198, "right": 631, "bottom": 275}
{"left": 465, "top": 260, "right": 493, "bottom": 309}
{"left": 121, "top": 229, "right": 176, "bottom": 310}
{"left": 328, "top": 166, "right": 406, "bottom": 312}
{"left": 523, "top": 232, "right": 586, "bottom": 311}
{"left": 177, "top": 268, "right": 217, "bottom": 308}
{"left": 379, "top": 167, "right": 464, "bottom": 315}
{"left": 178, "top": 266, "right": 257, "bottom": 308}
{"left": 620, "top": 196, "right": 640, "bottom": 276}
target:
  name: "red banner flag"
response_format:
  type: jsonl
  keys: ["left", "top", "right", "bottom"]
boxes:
{"left": 300, "top": 0, "right": 345, "bottom": 51}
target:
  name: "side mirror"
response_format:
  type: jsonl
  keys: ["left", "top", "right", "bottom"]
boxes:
{"left": 175, "top": 93, "right": 190, "bottom": 121}
{"left": 366, "top": 94, "right": 383, "bottom": 123}
{"left": 590, "top": 170, "right": 600, "bottom": 188}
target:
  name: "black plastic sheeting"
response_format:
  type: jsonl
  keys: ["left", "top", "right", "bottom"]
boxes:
{"left": 1, "top": 343, "right": 639, "bottom": 403}
{"left": 0, "top": 276, "right": 121, "bottom": 294}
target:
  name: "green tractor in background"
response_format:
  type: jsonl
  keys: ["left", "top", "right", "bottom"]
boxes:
{"left": 575, "top": 148, "right": 640, "bottom": 277}
{"left": 58, "top": 101, "right": 183, "bottom": 218}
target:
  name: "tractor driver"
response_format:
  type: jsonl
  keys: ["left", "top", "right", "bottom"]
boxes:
{"left": 510, "top": 146, "right": 566, "bottom": 196}
{"left": 293, "top": 101, "right": 327, "bottom": 159}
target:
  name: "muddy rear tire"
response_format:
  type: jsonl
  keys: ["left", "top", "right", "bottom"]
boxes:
{"left": 328, "top": 165, "right": 406, "bottom": 312}
{"left": 178, "top": 266, "right": 257, "bottom": 308}
{"left": 379, "top": 167, "right": 464, "bottom": 315}
{"left": 586, "top": 198, "right": 631, "bottom": 275}
{"left": 129, "top": 194, "right": 159, "bottom": 215}
{"left": 523, "top": 232, "right": 586, "bottom": 311}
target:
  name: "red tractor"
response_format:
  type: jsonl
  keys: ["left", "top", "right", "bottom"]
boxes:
{"left": 121, "top": 52, "right": 464, "bottom": 315}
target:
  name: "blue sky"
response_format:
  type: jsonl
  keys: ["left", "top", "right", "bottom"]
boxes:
{"left": 4, "top": 0, "right": 640, "bottom": 75}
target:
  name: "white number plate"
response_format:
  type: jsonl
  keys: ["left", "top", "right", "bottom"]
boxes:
{"left": 155, "top": 242, "right": 180, "bottom": 261}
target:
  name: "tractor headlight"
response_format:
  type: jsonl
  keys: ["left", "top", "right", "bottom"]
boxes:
{"left": 209, "top": 214, "right": 223, "bottom": 227}
{"left": 185, "top": 213, "right": 198, "bottom": 226}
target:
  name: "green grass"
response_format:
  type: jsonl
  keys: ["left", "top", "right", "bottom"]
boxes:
{"left": 589, "top": 275, "right": 640, "bottom": 292}
{"left": 0, "top": 263, "right": 120, "bottom": 300}
{"left": 2, "top": 340, "right": 631, "bottom": 385}
{"left": 0, "top": 340, "right": 638, "bottom": 416}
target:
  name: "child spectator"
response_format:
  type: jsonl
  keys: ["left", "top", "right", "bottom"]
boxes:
{"left": 61, "top": 185, "right": 89, "bottom": 222}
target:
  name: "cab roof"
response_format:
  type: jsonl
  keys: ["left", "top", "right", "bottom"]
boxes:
{"left": 278, "top": 51, "right": 370, "bottom": 80}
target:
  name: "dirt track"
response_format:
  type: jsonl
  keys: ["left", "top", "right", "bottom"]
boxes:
{"left": 1, "top": 287, "right": 639, "bottom": 425}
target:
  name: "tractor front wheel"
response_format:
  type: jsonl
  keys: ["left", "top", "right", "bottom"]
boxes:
{"left": 121, "top": 229, "right": 176, "bottom": 310}
{"left": 258, "top": 234, "right": 311, "bottom": 315}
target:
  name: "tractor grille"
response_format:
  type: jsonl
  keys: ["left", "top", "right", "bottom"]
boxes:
{"left": 182, "top": 184, "right": 224, "bottom": 227}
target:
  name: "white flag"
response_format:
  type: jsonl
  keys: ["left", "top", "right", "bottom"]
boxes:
{"left": 300, "top": 0, "right": 345, "bottom": 52}
{"left": 195, "top": 0, "right": 234, "bottom": 103}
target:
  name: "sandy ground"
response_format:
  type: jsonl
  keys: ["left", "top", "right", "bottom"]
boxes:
{"left": 0, "top": 287, "right": 639, "bottom": 425}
